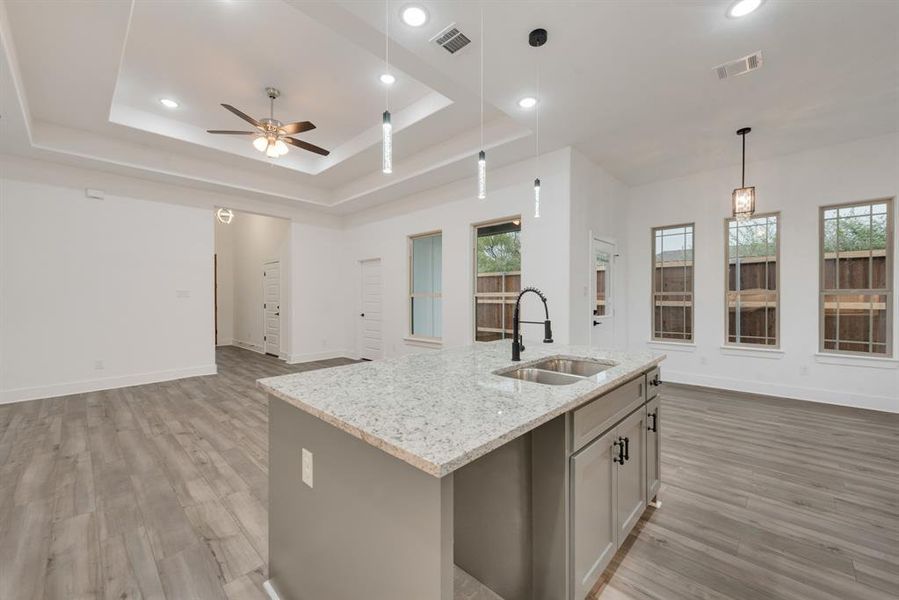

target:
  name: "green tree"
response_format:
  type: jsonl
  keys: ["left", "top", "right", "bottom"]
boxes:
{"left": 477, "top": 232, "right": 521, "bottom": 273}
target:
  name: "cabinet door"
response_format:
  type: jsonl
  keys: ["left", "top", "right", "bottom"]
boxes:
{"left": 645, "top": 396, "right": 661, "bottom": 504}
{"left": 571, "top": 428, "right": 618, "bottom": 600}
{"left": 615, "top": 408, "right": 646, "bottom": 545}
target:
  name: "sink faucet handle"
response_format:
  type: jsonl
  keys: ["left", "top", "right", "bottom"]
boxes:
{"left": 518, "top": 335, "right": 525, "bottom": 353}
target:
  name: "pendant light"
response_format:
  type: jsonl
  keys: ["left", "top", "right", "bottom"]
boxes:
{"left": 732, "top": 127, "right": 755, "bottom": 220}
{"left": 529, "top": 28, "right": 547, "bottom": 218}
{"left": 382, "top": 0, "right": 393, "bottom": 174}
{"left": 477, "top": 4, "right": 486, "bottom": 199}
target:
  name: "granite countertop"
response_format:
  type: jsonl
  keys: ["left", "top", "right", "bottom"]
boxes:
{"left": 257, "top": 340, "right": 664, "bottom": 477}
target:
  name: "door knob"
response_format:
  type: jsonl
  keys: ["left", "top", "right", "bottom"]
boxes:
{"left": 360, "top": 313, "right": 365, "bottom": 317}
{"left": 593, "top": 320, "right": 601, "bottom": 326}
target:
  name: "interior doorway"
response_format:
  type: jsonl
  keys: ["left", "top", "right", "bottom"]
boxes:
{"left": 263, "top": 260, "right": 281, "bottom": 356}
{"left": 590, "top": 236, "right": 616, "bottom": 348}
{"left": 357, "top": 258, "right": 383, "bottom": 360}
{"left": 214, "top": 209, "right": 290, "bottom": 361}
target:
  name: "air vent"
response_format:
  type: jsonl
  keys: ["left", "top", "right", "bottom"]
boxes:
{"left": 715, "top": 51, "right": 763, "bottom": 80}
{"left": 430, "top": 23, "right": 471, "bottom": 54}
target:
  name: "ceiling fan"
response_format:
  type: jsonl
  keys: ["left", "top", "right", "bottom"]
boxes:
{"left": 207, "top": 87, "right": 329, "bottom": 158}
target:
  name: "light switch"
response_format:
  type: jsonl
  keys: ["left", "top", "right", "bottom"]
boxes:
{"left": 302, "top": 448, "right": 313, "bottom": 488}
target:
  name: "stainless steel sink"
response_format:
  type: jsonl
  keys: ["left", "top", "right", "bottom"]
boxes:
{"left": 529, "top": 357, "right": 613, "bottom": 377}
{"left": 495, "top": 356, "right": 617, "bottom": 386}
{"left": 498, "top": 367, "right": 584, "bottom": 386}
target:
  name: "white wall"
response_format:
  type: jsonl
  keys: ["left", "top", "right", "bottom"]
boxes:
{"left": 341, "top": 148, "right": 573, "bottom": 358}
{"left": 288, "top": 221, "right": 350, "bottom": 363}
{"left": 626, "top": 134, "right": 899, "bottom": 413}
{"left": 214, "top": 217, "right": 235, "bottom": 345}
{"left": 1, "top": 164, "right": 216, "bottom": 403}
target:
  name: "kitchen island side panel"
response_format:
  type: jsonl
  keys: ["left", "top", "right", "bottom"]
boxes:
{"left": 269, "top": 396, "right": 454, "bottom": 600}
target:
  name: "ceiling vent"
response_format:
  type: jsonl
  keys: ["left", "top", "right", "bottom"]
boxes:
{"left": 430, "top": 23, "right": 471, "bottom": 54}
{"left": 715, "top": 51, "right": 763, "bottom": 80}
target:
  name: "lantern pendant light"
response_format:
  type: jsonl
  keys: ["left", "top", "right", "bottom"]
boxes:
{"left": 477, "top": 4, "right": 487, "bottom": 199}
{"left": 382, "top": 0, "right": 393, "bottom": 175}
{"left": 732, "top": 127, "right": 755, "bottom": 220}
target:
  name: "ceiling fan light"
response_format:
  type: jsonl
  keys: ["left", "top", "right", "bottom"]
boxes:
{"left": 274, "top": 139, "right": 289, "bottom": 156}
{"left": 265, "top": 142, "right": 280, "bottom": 158}
{"left": 253, "top": 136, "right": 268, "bottom": 152}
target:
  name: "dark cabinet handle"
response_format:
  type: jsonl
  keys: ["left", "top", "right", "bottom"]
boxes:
{"left": 649, "top": 374, "right": 661, "bottom": 387}
{"left": 648, "top": 411, "right": 658, "bottom": 432}
{"left": 613, "top": 440, "right": 624, "bottom": 465}
{"left": 622, "top": 436, "right": 630, "bottom": 462}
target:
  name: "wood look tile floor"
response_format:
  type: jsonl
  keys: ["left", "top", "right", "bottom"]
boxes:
{"left": 1, "top": 346, "right": 896, "bottom": 600}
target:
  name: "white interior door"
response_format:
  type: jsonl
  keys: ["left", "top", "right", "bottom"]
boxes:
{"left": 358, "top": 259, "right": 383, "bottom": 360}
{"left": 590, "top": 237, "right": 616, "bottom": 348}
{"left": 263, "top": 260, "right": 281, "bottom": 356}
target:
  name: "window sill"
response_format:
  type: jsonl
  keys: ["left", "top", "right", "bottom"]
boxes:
{"left": 814, "top": 352, "right": 898, "bottom": 369}
{"left": 404, "top": 336, "right": 443, "bottom": 349}
{"left": 647, "top": 340, "right": 696, "bottom": 352}
{"left": 719, "top": 345, "right": 785, "bottom": 359}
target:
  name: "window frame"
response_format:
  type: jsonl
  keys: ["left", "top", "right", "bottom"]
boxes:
{"left": 818, "top": 197, "right": 894, "bottom": 357}
{"left": 472, "top": 216, "right": 522, "bottom": 343}
{"left": 408, "top": 230, "right": 443, "bottom": 342}
{"left": 650, "top": 222, "right": 695, "bottom": 343}
{"left": 723, "top": 211, "right": 781, "bottom": 348}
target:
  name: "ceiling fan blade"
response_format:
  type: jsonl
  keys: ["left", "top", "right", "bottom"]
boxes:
{"left": 221, "top": 104, "right": 261, "bottom": 127}
{"left": 206, "top": 130, "right": 257, "bottom": 135}
{"left": 284, "top": 137, "right": 330, "bottom": 156}
{"left": 280, "top": 121, "right": 315, "bottom": 135}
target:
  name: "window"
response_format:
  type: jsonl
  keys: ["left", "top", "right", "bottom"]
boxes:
{"left": 409, "top": 232, "right": 442, "bottom": 339}
{"left": 726, "top": 213, "right": 779, "bottom": 346}
{"left": 474, "top": 218, "right": 521, "bottom": 342}
{"left": 652, "top": 224, "right": 694, "bottom": 342}
{"left": 820, "top": 199, "right": 893, "bottom": 356}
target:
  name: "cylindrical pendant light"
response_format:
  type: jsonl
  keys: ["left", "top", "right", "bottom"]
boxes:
{"left": 529, "top": 28, "right": 547, "bottom": 218}
{"left": 382, "top": 0, "right": 392, "bottom": 175}
{"left": 477, "top": 3, "right": 487, "bottom": 199}
{"left": 382, "top": 111, "right": 393, "bottom": 174}
{"left": 732, "top": 127, "right": 756, "bottom": 220}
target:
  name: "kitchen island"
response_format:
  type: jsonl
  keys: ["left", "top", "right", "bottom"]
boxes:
{"left": 258, "top": 340, "right": 664, "bottom": 600}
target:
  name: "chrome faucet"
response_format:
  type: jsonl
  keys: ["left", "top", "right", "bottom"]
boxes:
{"left": 511, "top": 286, "right": 553, "bottom": 361}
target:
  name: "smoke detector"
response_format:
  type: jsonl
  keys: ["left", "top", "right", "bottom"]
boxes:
{"left": 430, "top": 23, "right": 471, "bottom": 54}
{"left": 715, "top": 51, "right": 763, "bottom": 80}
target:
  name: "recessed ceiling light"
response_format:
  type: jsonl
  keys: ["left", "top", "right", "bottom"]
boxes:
{"left": 159, "top": 98, "right": 179, "bottom": 109}
{"left": 518, "top": 97, "right": 537, "bottom": 109}
{"left": 401, "top": 5, "right": 428, "bottom": 27}
{"left": 379, "top": 73, "right": 396, "bottom": 85}
{"left": 727, "top": 0, "right": 763, "bottom": 18}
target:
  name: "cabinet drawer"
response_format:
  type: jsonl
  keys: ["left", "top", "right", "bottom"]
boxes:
{"left": 572, "top": 378, "right": 644, "bottom": 453}
{"left": 646, "top": 367, "right": 661, "bottom": 400}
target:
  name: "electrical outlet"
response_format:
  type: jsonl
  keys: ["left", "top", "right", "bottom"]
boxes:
{"left": 799, "top": 365, "right": 809, "bottom": 376}
{"left": 302, "top": 448, "right": 313, "bottom": 488}
{"left": 700, "top": 356, "right": 708, "bottom": 365}
{"left": 94, "top": 360, "right": 104, "bottom": 370}
{"left": 176, "top": 290, "right": 190, "bottom": 298}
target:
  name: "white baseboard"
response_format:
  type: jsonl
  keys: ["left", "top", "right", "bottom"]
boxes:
{"left": 262, "top": 580, "right": 281, "bottom": 600}
{"left": 287, "top": 349, "right": 352, "bottom": 364}
{"left": 232, "top": 339, "right": 265, "bottom": 354}
{"left": 0, "top": 363, "right": 218, "bottom": 405}
{"left": 216, "top": 338, "right": 234, "bottom": 347}
{"left": 663, "top": 369, "right": 897, "bottom": 414}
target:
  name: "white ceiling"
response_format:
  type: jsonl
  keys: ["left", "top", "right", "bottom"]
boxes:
{"left": 1, "top": 0, "right": 897, "bottom": 213}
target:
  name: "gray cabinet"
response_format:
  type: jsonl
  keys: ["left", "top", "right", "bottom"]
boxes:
{"left": 570, "top": 401, "right": 649, "bottom": 599}
{"left": 615, "top": 408, "right": 646, "bottom": 543}
{"left": 645, "top": 395, "right": 661, "bottom": 504}
{"left": 570, "top": 427, "right": 617, "bottom": 600}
